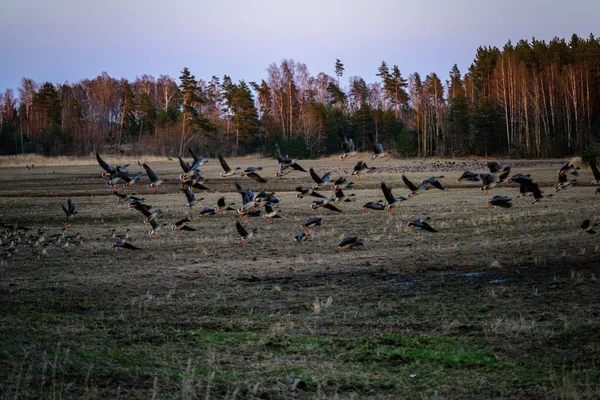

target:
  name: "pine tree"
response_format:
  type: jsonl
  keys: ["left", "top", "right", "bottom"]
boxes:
{"left": 334, "top": 59, "right": 345, "bottom": 88}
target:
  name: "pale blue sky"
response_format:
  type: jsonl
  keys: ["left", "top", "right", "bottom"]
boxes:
{"left": 1, "top": 0, "right": 598, "bottom": 96}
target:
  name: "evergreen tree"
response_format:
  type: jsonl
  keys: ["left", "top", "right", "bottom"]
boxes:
{"left": 334, "top": 59, "right": 345, "bottom": 88}
{"left": 230, "top": 80, "right": 260, "bottom": 153}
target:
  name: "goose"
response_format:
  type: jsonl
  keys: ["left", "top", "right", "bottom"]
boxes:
{"left": 218, "top": 155, "right": 241, "bottom": 177}
{"left": 337, "top": 236, "right": 364, "bottom": 252}
{"left": 339, "top": 133, "right": 357, "bottom": 161}
{"left": 368, "top": 133, "right": 386, "bottom": 160}
{"left": 236, "top": 221, "right": 257, "bottom": 244}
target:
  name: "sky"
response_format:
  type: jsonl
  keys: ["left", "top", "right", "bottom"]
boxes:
{"left": 1, "top": 0, "right": 598, "bottom": 97}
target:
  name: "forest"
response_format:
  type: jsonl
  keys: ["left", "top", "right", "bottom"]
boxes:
{"left": 1, "top": 34, "right": 599, "bottom": 158}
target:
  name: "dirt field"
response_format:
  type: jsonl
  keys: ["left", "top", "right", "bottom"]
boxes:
{"left": 1, "top": 156, "right": 599, "bottom": 399}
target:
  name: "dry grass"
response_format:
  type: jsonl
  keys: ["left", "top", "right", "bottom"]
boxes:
{"left": 1, "top": 157, "right": 600, "bottom": 398}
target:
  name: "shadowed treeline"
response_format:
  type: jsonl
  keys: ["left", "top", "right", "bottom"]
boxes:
{"left": 1, "top": 34, "right": 599, "bottom": 158}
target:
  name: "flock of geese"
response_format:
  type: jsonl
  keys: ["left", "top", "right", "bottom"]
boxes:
{"left": 2, "top": 133, "right": 600, "bottom": 261}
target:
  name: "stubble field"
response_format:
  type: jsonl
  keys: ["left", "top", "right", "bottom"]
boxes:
{"left": 1, "top": 155, "right": 599, "bottom": 399}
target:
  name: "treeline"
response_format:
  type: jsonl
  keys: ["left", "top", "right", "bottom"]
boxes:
{"left": 1, "top": 34, "right": 599, "bottom": 158}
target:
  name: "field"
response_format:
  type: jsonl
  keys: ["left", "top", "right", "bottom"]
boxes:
{"left": 1, "top": 155, "right": 600, "bottom": 399}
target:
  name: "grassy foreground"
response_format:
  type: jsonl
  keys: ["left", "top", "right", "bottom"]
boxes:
{"left": 1, "top": 157, "right": 599, "bottom": 399}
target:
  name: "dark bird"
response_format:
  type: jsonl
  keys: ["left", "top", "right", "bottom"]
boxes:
{"left": 197, "top": 199, "right": 233, "bottom": 220}
{"left": 381, "top": 182, "right": 408, "bottom": 213}
{"left": 187, "top": 147, "right": 208, "bottom": 166}
{"left": 337, "top": 236, "right": 364, "bottom": 252}
{"left": 113, "top": 241, "right": 141, "bottom": 250}
{"left": 114, "top": 191, "right": 144, "bottom": 206}
{"left": 309, "top": 168, "right": 332, "bottom": 189}
{"left": 275, "top": 145, "right": 307, "bottom": 172}
{"left": 457, "top": 171, "right": 480, "bottom": 183}
{"left": 96, "top": 153, "right": 129, "bottom": 178}
{"left": 480, "top": 170, "right": 510, "bottom": 194}
{"left": 216, "top": 197, "right": 236, "bottom": 212}
{"left": 240, "top": 167, "right": 267, "bottom": 183}
{"left": 218, "top": 155, "right": 241, "bottom": 177}
{"left": 121, "top": 172, "right": 142, "bottom": 189}
{"left": 555, "top": 171, "right": 577, "bottom": 191}
{"left": 488, "top": 196, "right": 512, "bottom": 208}
{"left": 303, "top": 217, "right": 323, "bottom": 233}
{"left": 61, "top": 199, "right": 77, "bottom": 228}
{"left": 555, "top": 161, "right": 579, "bottom": 191}
{"left": 172, "top": 217, "right": 196, "bottom": 235}
{"left": 332, "top": 188, "right": 356, "bottom": 204}
{"left": 148, "top": 219, "right": 167, "bottom": 239}
{"left": 130, "top": 202, "right": 161, "bottom": 224}
{"left": 311, "top": 199, "right": 343, "bottom": 213}
{"left": 339, "top": 133, "right": 357, "bottom": 161}
{"left": 487, "top": 161, "right": 503, "bottom": 174}
{"left": 368, "top": 133, "right": 386, "bottom": 160}
{"left": 402, "top": 175, "right": 444, "bottom": 198}
{"left": 236, "top": 221, "right": 257, "bottom": 244}
{"left": 352, "top": 161, "right": 375, "bottom": 180}
{"left": 178, "top": 154, "right": 204, "bottom": 182}
{"left": 263, "top": 204, "right": 285, "bottom": 220}
{"left": 525, "top": 181, "right": 544, "bottom": 204}
{"left": 408, "top": 218, "right": 438, "bottom": 233}
{"left": 332, "top": 176, "right": 354, "bottom": 191}
{"left": 182, "top": 186, "right": 201, "bottom": 210}
{"left": 139, "top": 162, "right": 165, "bottom": 192}
{"left": 296, "top": 186, "right": 326, "bottom": 199}
{"left": 362, "top": 201, "right": 386, "bottom": 212}
{"left": 508, "top": 173, "right": 532, "bottom": 185}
